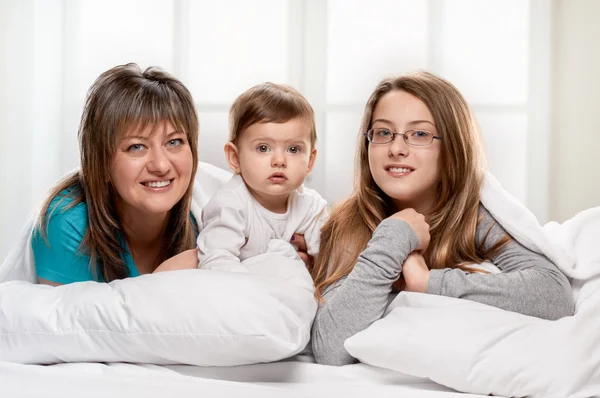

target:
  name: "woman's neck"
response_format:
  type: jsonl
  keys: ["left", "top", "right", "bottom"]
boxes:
{"left": 392, "top": 189, "right": 437, "bottom": 217}
{"left": 393, "top": 201, "right": 433, "bottom": 217}
{"left": 117, "top": 205, "right": 170, "bottom": 250}
{"left": 112, "top": 199, "right": 171, "bottom": 275}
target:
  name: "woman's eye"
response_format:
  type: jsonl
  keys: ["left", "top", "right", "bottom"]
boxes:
{"left": 257, "top": 145, "right": 270, "bottom": 153}
{"left": 377, "top": 129, "right": 392, "bottom": 137}
{"left": 127, "top": 144, "right": 145, "bottom": 152}
{"left": 414, "top": 130, "right": 429, "bottom": 138}
{"left": 167, "top": 139, "right": 184, "bottom": 147}
{"left": 288, "top": 146, "right": 301, "bottom": 154}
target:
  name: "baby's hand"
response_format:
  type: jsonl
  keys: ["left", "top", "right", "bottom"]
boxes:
{"left": 153, "top": 249, "right": 199, "bottom": 273}
{"left": 292, "top": 233, "right": 314, "bottom": 271}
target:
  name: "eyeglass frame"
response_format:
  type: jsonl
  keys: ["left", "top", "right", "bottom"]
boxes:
{"left": 363, "top": 128, "right": 442, "bottom": 146}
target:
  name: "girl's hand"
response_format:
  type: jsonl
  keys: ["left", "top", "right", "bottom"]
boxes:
{"left": 291, "top": 233, "right": 314, "bottom": 272}
{"left": 401, "top": 252, "right": 430, "bottom": 293}
{"left": 153, "top": 249, "right": 199, "bottom": 273}
{"left": 388, "top": 208, "right": 430, "bottom": 252}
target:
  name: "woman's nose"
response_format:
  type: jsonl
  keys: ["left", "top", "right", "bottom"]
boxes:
{"left": 147, "top": 148, "right": 170, "bottom": 174}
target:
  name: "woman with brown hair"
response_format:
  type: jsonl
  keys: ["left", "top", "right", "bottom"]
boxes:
{"left": 310, "top": 71, "right": 574, "bottom": 366}
{"left": 32, "top": 63, "right": 201, "bottom": 284}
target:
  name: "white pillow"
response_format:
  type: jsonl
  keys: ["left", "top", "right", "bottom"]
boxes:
{"left": 0, "top": 254, "right": 316, "bottom": 366}
{"left": 345, "top": 291, "right": 600, "bottom": 398}
{"left": 345, "top": 204, "right": 600, "bottom": 397}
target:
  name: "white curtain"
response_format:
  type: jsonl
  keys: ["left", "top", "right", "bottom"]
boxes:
{"left": 0, "top": 0, "right": 64, "bottom": 260}
{"left": 0, "top": 0, "right": 550, "bottom": 261}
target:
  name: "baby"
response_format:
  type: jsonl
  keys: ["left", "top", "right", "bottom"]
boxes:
{"left": 196, "top": 83, "right": 328, "bottom": 272}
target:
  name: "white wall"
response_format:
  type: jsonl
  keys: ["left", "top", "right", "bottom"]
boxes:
{"left": 550, "top": 0, "right": 600, "bottom": 222}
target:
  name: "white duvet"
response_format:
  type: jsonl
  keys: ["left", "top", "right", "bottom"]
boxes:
{"left": 0, "top": 163, "right": 317, "bottom": 366}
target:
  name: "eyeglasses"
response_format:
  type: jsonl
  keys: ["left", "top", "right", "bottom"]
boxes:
{"left": 364, "top": 128, "right": 441, "bottom": 146}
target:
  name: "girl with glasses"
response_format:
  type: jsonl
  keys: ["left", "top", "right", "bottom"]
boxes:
{"left": 309, "top": 71, "right": 574, "bottom": 366}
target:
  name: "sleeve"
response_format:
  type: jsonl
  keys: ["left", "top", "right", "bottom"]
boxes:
{"left": 31, "top": 207, "right": 96, "bottom": 284}
{"left": 196, "top": 188, "right": 248, "bottom": 270}
{"left": 295, "top": 194, "right": 329, "bottom": 256}
{"left": 426, "top": 205, "right": 574, "bottom": 320}
{"left": 311, "top": 219, "right": 419, "bottom": 365}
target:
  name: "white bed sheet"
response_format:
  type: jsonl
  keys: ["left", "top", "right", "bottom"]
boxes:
{"left": 0, "top": 357, "right": 496, "bottom": 398}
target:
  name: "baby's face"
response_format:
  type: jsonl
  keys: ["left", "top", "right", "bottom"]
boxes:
{"left": 235, "top": 118, "right": 316, "bottom": 212}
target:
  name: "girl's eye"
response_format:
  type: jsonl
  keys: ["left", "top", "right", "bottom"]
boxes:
{"left": 288, "top": 146, "right": 301, "bottom": 154}
{"left": 167, "top": 139, "right": 184, "bottom": 147}
{"left": 414, "top": 130, "right": 429, "bottom": 138}
{"left": 377, "top": 129, "right": 392, "bottom": 137}
{"left": 257, "top": 145, "right": 270, "bottom": 153}
{"left": 127, "top": 143, "right": 145, "bottom": 152}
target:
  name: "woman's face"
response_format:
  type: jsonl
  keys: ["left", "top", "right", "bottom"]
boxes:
{"left": 367, "top": 90, "right": 442, "bottom": 213}
{"left": 110, "top": 121, "right": 193, "bottom": 218}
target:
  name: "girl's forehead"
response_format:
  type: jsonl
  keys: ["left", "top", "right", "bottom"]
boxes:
{"left": 376, "top": 91, "right": 430, "bottom": 115}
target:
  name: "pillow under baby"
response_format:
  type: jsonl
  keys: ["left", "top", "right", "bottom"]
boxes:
{"left": 0, "top": 255, "right": 316, "bottom": 366}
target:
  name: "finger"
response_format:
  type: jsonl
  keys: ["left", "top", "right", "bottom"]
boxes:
{"left": 298, "top": 252, "right": 309, "bottom": 262}
{"left": 292, "top": 233, "right": 308, "bottom": 251}
{"left": 298, "top": 252, "right": 313, "bottom": 271}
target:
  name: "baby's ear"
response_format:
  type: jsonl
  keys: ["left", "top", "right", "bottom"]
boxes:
{"left": 307, "top": 148, "right": 317, "bottom": 175}
{"left": 224, "top": 142, "right": 241, "bottom": 174}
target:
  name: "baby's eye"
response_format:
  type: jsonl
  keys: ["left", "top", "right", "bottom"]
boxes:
{"left": 288, "top": 146, "right": 301, "bottom": 154}
{"left": 257, "top": 145, "right": 270, "bottom": 153}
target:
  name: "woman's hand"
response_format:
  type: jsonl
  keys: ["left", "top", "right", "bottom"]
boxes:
{"left": 38, "top": 278, "right": 62, "bottom": 287}
{"left": 153, "top": 248, "right": 199, "bottom": 273}
{"left": 291, "top": 233, "right": 314, "bottom": 271}
{"left": 388, "top": 208, "right": 430, "bottom": 252}
{"left": 401, "top": 252, "right": 430, "bottom": 293}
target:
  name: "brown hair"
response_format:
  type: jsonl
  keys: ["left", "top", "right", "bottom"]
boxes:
{"left": 312, "top": 71, "right": 510, "bottom": 298}
{"left": 38, "top": 63, "right": 199, "bottom": 282}
{"left": 229, "top": 82, "right": 316, "bottom": 147}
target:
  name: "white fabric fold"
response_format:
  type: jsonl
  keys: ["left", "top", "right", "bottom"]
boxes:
{"left": 481, "top": 171, "right": 599, "bottom": 281}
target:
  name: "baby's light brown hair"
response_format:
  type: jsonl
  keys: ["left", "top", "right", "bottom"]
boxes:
{"left": 229, "top": 82, "right": 316, "bottom": 147}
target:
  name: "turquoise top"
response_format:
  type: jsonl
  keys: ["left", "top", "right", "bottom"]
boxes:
{"left": 31, "top": 192, "right": 140, "bottom": 283}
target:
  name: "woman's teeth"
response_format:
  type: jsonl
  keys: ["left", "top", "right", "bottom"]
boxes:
{"left": 388, "top": 167, "right": 411, "bottom": 173}
{"left": 143, "top": 180, "right": 171, "bottom": 188}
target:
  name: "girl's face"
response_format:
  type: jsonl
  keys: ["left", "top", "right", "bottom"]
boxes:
{"left": 367, "top": 90, "right": 441, "bottom": 213}
{"left": 110, "top": 121, "right": 193, "bottom": 219}
{"left": 227, "top": 118, "right": 316, "bottom": 213}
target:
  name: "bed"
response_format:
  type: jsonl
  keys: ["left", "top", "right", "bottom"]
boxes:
{"left": 0, "top": 357, "right": 493, "bottom": 398}
{"left": 1, "top": 166, "right": 599, "bottom": 398}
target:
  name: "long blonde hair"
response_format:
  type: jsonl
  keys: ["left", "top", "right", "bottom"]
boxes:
{"left": 312, "top": 71, "right": 509, "bottom": 298}
{"left": 38, "top": 63, "right": 199, "bottom": 282}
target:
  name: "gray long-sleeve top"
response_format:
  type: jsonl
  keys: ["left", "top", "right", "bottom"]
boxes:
{"left": 311, "top": 204, "right": 575, "bottom": 366}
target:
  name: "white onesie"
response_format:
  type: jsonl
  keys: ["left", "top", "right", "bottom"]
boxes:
{"left": 197, "top": 174, "right": 328, "bottom": 272}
